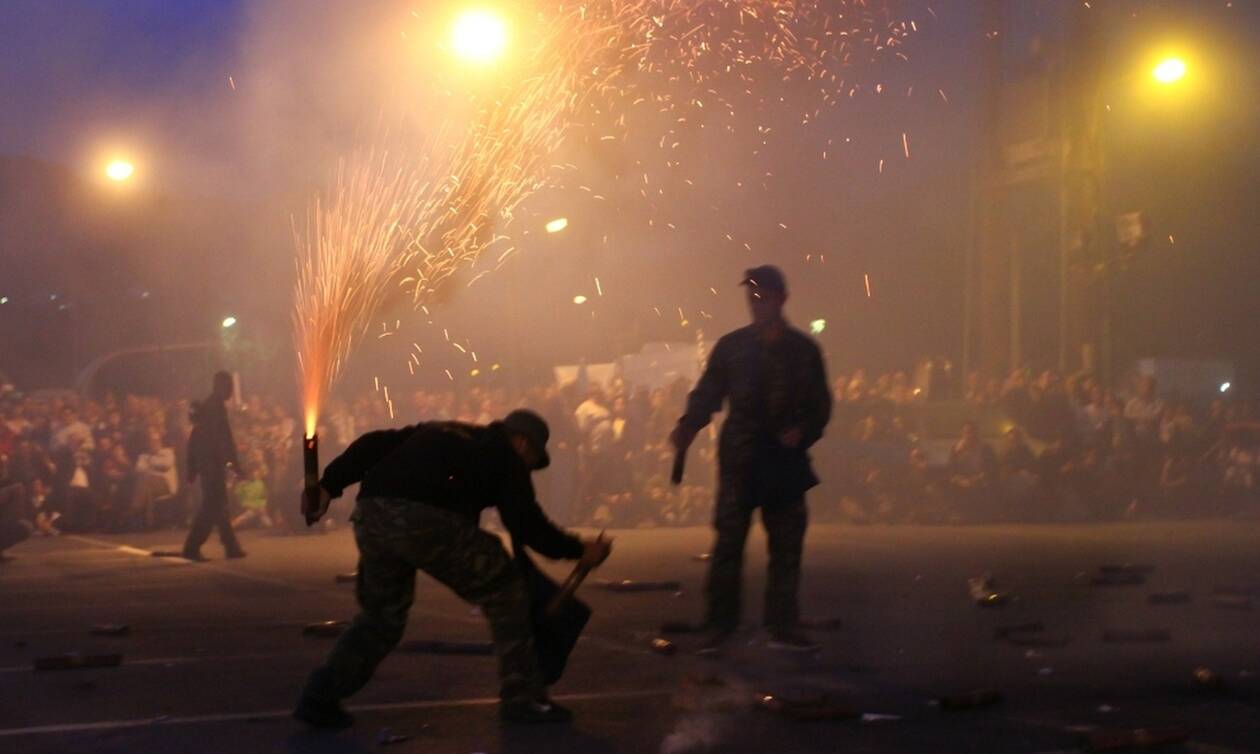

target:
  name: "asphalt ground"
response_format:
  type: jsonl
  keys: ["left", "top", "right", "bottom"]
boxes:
{"left": 1, "top": 520, "right": 1258, "bottom": 753}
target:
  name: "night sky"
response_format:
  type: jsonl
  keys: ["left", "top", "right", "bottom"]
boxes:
{"left": 1, "top": 1, "right": 1257, "bottom": 394}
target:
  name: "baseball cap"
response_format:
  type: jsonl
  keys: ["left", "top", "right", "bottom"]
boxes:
{"left": 501, "top": 409, "right": 551, "bottom": 470}
{"left": 739, "top": 265, "right": 788, "bottom": 295}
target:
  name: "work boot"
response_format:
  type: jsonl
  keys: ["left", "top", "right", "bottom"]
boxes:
{"left": 293, "top": 694, "right": 354, "bottom": 729}
{"left": 181, "top": 550, "right": 208, "bottom": 562}
{"left": 499, "top": 696, "right": 573, "bottom": 724}
{"left": 225, "top": 549, "right": 248, "bottom": 559}
{"left": 767, "top": 628, "right": 820, "bottom": 653}
{"left": 696, "top": 626, "right": 736, "bottom": 657}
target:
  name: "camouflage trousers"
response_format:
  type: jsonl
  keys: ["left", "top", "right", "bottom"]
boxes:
{"left": 704, "top": 487, "right": 808, "bottom": 632}
{"left": 302, "top": 497, "right": 542, "bottom": 704}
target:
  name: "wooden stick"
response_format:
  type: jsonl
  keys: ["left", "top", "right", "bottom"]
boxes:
{"left": 546, "top": 531, "right": 604, "bottom": 616}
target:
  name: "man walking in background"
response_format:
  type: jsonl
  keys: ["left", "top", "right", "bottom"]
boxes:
{"left": 671, "top": 266, "right": 832, "bottom": 655}
{"left": 182, "top": 371, "right": 246, "bottom": 561}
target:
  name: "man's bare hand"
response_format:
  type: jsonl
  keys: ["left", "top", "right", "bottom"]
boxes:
{"left": 302, "top": 485, "right": 332, "bottom": 526}
{"left": 578, "top": 534, "right": 613, "bottom": 570}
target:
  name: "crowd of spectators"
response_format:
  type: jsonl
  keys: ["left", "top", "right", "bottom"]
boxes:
{"left": 823, "top": 367, "right": 1260, "bottom": 524}
{"left": 2, "top": 362, "right": 1257, "bottom": 553}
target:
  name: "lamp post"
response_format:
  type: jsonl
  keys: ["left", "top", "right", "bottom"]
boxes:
{"left": 1083, "top": 53, "right": 1192, "bottom": 382}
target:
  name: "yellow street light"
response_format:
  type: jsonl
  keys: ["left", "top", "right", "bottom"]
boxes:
{"left": 1152, "top": 57, "right": 1187, "bottom": 85}
{"left": 451, "top": 9, "right": 508, "bottom": 64}
{"left": 105, "top": 159, "right": 135, "bottom": 182}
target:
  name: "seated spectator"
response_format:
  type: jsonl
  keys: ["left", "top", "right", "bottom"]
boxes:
{"left": 232, "top": 466, "right": 273, "bottom": 529}
{"left": 998, "top": 427, "right": 1040, "bottom": 519}
{"left": 946, "top": 421, "right": 997, "bottom": 521}
{"left": 52, "top": 405, "right": 94, "bottom": 453}
{"left": 134, "top": 428, "right": 179, "bottom": 528}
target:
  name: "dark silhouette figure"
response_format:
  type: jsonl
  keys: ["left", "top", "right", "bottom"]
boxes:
{"left": 182, "top": 371, "right": 245, "bottom": 560}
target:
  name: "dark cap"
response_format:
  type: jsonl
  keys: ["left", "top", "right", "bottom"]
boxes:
{"left": 501, "top": 409, "right": 551, "bottom": 470}
{"left": 740, "top": 265, "right": 788, "bottom": 295}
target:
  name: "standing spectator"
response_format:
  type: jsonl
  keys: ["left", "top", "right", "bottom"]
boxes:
{"left": 98, "top": 443, "right": 133, "bottom": 530}
{"left": 1124, "top": 376, "right": 1166, "bottom": 444}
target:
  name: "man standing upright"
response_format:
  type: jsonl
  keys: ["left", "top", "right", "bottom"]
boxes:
{"left": 671, "top": 266, "right": 831, "bottom": 654}
{"left": 182, "top": 371, "right": 246, "bottom": 561}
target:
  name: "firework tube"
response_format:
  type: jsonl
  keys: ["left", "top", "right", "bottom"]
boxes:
{"left": 670, "top": 450, "right": 686, "bottom": 486}
{"left": 303, "top": 434, "right": 321, "bottom": 526}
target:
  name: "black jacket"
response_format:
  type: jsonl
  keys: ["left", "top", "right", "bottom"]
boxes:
{"left": 320, "top": 421, "right": 583, "bottom": 560}
{"left": 187, "top": 396, "right": 239, "bottom": 483}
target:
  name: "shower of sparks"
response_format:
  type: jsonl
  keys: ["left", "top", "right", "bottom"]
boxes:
{"left": 296, "top": 0, "right": 926, "bottom": 425}
{"left": 292, "top": 145, "right": 437, "bottom": 438}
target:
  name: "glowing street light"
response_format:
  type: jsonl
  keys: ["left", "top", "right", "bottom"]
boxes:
{"left": 545, "top": 217, "right": 569, "bottom": 233}
{"left": 451, "top": 9, "right": 508, "bottom": 64}
{"left": 809, "top": 318, "right": 827, "bottom": 335}
{"left": 105, "top": 159, "right": 135, "bottom": 182}
{"left": 221, "top": 316, "right": 238, "bottom": 329}
{"left": 1152, "top": 57, "right": 1187, "bottom": 85}
{"left": 572, "top": 295, "right": 587, "bottom": 305}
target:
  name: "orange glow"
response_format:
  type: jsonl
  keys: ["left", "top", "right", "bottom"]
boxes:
{"left": 304, "top": 407, "right": 318, "bottom": 439}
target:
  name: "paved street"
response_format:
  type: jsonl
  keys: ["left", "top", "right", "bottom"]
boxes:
{"left": 1, "top": 521, "right": 1258, "bottom": 753}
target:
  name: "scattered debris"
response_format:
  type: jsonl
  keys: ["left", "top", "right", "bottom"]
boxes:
{"left": 1005, "top": 632, "right": 1072, "bottom": 648}
{"left": 967, "top": 575, "right": 1010, "bottom": 607}
{"left": 1147, "top": 591, "right": 1191, "bottom": 605}
{"left": 1211, "top": 594, "right": 1253, "bottom": 610}
{"left": 1101, "top": 628, "right": 1171, "bottom": 643}
{"left": 757, "top": 692, "right": 861, "bottom": 721}
{"left": 1084, "top": 726, "right": 1188, "bottom": 751}
{"left": 660, "top": 620, "right": 703, "bottom": 634}
{"left": 595, "top": 579, "right": 682, "bottom": 593}
{"left": 799, "top": 617, "right": 843, "bottom": 631}
{"left": 936, "top": 689, "right": 1003, "bottom": 711}
{"left": 375, "top": 728, "right": 411, "bottom": 746}
{"left": 34, "top": 653, "right": 123, "bottom": 671}
{"left": 860, "top": 713, "right": 902, "bottom": 723}
{"left": 1091, "top": 570, "right": 1146, "bottom": 586}
{"left": 1193, "top": 667, "right": 1227, "bottom": 692}
{"left": 993, "top": 621, "right": 1044, "bottom": 639}
{"left": 89, "top": 624, "right": 131, "bottom": 637}
{"left": 651, "top": 638, "right": 678, "bottom": 656}
{"left": 673, "top": 672, "right": 753, "bottom": 714}
{"left": 1100, "top": 564, "right": 1155, "bottom": 575}
{"left": 398, "top": 639, "right": 493, "bottom": 655}
{"left": 302, "top": 620, "right": 349, "bottom": 638}
{"left": 150, "top": 550, "right": 186, "bottom": 559}
{"left": 334, "top": 572, "right": 357, "bottom": 584}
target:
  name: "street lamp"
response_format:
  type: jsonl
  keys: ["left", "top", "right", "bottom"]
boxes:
{"left": 1152, "top": 57, "right": 1187, "bottom": 85}
{"left": 451, "top": 9, "right": 508, "bottom": 64}
{"left": 105, "top": 159, "right": 135, "bottom": 182}
{"left": 221, "top": 316, "right": 237, "bottom": 329}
